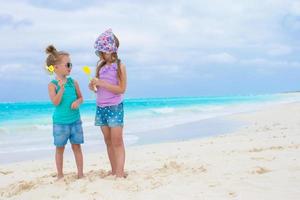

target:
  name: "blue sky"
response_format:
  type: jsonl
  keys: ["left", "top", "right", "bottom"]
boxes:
{"left": 0, "top": 0, "right": 300, "bottom": 102}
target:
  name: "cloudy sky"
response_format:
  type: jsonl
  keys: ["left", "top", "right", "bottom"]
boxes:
{"left": 0, "top": 0, "right": 300, "bottom": 102}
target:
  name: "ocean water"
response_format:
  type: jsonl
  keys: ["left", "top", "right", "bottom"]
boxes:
{"left": 0, "top": 92, "right": 300, "bottom": 163}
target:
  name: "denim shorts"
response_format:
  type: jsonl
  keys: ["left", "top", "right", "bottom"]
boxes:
{"left": 53, "top": 119, "right": 84, "bottom": 147}
{"left": 95, "top": 102, "right": 124, "bottom": 127}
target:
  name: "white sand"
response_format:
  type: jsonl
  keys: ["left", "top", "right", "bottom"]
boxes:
{"left": 0, "top": 102, "right": 300, "bottom": 200}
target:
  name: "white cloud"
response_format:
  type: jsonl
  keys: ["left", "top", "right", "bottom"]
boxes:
{"left": 240, "top": 58, "right": 300, "bottom": 69}
{"left": 1, "top": 64, "right": 50, "bottom": 82}
{"left": 205, "top": 53, "right": 237, "bottom": 64}
{"left": 267, "top": 44, "right": 292, "bottom": 56}
{"left": 0, "top": 14, "right": 32, "bottom": 29}
{"left": 0, "top": 0, "right": 299, "bottom": 87}
{"left": 290, "top": 1, "right": 300, "bottom": 15}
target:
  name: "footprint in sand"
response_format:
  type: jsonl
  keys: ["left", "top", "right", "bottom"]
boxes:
{"left": 249, "top": 148, "right": 263, "bottom": 153}
{"left": 191, "top": 166, "right": 207, "bottom": 173}
{"left": 84, "top": 169, "right": 107, "bottom": 180}
{"left": 163, "top": 161, "right": 182, "bottom": 171}
{"left": 249, "top": 146, "right": 284, "bottom": 153}
{"left": 251, "top": 157, "right": 275, "bottom": 161}
{"left": 1, "top": 181, "right": 36, "bottom": 198}
{"left": 250, "top": 166, "right": 271, "bottom": 174}
{"left": 228, "top": 191, "right": 237, "bottom": 197}
{"left": 51, "top": 173, "right": 80, "bottom": 185}
{"left": 0, "top": 171, "right": 13, "bottom": 175}
{"left": 113, "top": 180, "right": 140, "bottom": 192}
{"left": 269, "top": 146, "right": 284, "bottom": 150}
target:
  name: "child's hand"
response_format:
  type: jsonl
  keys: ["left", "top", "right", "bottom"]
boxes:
{"left": 57, "top": 79, "right": 66, "bottom": 89}
{"left": 89, "top": 81, "right": 96, "bottom": 91}
{"left": 90, "top": 78, "right": 98, "bottom": 86}
{"left": 91, "top": 78, "right": 107, "bottom": 87}
{"left": 88, "top": 81, "right": 97, "bottom": 92}
{"left": 71, "top": 100, "right": 79, "bottom": 109}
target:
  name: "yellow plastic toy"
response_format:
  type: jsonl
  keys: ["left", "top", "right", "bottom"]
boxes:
{"left": 82, "top": 66, "right": 97, "bottom": 91}
{"left": 46, "top": 65, "right": 54, "bottom": 74}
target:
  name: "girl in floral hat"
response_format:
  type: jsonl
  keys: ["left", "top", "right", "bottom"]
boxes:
{"left": 90, "top": 29, "right": 127, "bottom": 178}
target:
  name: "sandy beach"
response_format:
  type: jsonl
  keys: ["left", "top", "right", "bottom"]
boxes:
{"left": 0, "top": 102, "right": 299, "bottom": 200}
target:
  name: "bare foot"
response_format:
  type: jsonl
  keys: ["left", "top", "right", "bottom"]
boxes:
{"left": 77, "top": 174, "right": 84, "bottom": 179}
{"left": 116, "top": 172, "right": 128, "bottom": 179}
{"left": 56, "top": 174, "right": 64, "bottom": 180}
{"left": 106, "top": 171, "right": 116, "bottom": 176}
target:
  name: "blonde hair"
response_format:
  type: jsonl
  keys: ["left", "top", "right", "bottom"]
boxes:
{"left": 95, "top": 35, "right": 122, "bottom": 80}
{"left": 45, "top": 45, "right": 69, "bottom": 67}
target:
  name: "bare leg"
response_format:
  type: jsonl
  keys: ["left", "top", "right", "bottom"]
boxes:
{"left": 101, "top": 126, "right": 116, "bottom": 175}
{"left": 71, "top": 144, "right": 84, "bottom": 178}
{"left": 55, "top": 146, "right": 65, "bottom": 179}
{"left": 111, "top": 126, "right": 125, "bottom": 178}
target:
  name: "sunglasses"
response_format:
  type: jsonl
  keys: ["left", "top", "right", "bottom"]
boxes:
{"left": 65, "top": 62, "right": 72, "bottom": 68}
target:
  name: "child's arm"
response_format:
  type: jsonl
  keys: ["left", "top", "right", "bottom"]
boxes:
{"left": 48, "top": 82, "right": 65, "bottom": 106}
{"left": 93, "top": 64, "right": 127, "bottom": 94}
{"left": 71, "top": 80, "right": 83, "bottom": 109}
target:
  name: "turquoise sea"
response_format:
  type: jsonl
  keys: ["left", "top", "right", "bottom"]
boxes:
{"left": 1, "top": 93, "right": 300, "bottom": 163}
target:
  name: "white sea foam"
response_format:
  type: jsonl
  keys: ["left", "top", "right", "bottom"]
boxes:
{"left": 0, "top": 134, "right": 139, "bottom": 155}
{"left": 1, "top": 93, "right": 300, "bottom": 163}
{"left": 150, "top": 107, "right": 176, "bottom": 114}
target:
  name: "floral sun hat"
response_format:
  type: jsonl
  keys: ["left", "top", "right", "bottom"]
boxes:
{"left": 94, "top": 29, "right": 118, "bottom": 55}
